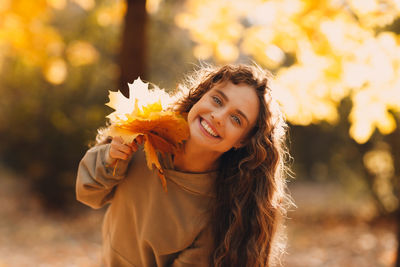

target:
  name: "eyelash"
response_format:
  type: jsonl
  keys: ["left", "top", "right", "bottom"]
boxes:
{"left": 212, "top": 96, "right": 222, "bottom": 106}
{"left": 212, "top": 96, "right": 242, "bottom": 125}
{"left": 231, "top": 115, "right": 241, "bottom": 125}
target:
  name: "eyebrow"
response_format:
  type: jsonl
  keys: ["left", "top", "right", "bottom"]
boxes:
{"left": 214, "top": 89, "right": 250, "bottom": 125}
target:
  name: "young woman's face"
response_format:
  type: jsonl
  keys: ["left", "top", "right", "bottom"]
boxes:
{"left": 187, "top": 81, "right": 260, "bottom": 154}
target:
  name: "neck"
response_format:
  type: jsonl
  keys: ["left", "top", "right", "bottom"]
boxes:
{"left": 173, "top": 141, "right": 221, "bottom": 173}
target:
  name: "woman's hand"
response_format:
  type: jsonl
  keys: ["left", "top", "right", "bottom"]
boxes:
{"left": 107, "top": 135, "right": 144, "bottom": 165}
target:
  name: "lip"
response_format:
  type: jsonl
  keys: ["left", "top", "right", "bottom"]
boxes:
{"left": 198, "top": 117, "right": 220, "bottom": 139}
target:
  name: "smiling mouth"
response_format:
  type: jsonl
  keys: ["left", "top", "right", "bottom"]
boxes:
{"left": 200, "top": 118, "right": 220, "bottom": 137}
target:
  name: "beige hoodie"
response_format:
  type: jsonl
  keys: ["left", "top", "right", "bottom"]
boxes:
{"left": 76, "top": 144, "right": 216, "bottom": 266}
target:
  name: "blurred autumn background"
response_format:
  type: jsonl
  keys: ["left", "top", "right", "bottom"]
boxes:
{"left": 0, "top": 0, "right": 399, "bottom": 266}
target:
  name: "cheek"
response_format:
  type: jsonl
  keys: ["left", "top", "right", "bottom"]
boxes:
{"left": 187, "top": 99, "right": 209, "bottom": 122}
{"left": 226, "top": 124, "right": 251, "bottom": 142}
{"left": 187, "top": 105, "right": 197, "bottom": 123}
{"left": 232, "top": 129, "right": 246, "bottom": 143}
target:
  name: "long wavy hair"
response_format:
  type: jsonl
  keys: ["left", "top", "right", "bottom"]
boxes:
{"left": 174, "top": 64, "right": 292, "bottom": 266}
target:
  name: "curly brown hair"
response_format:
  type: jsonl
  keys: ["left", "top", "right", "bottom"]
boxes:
{"left": 174, "top": 64, "right": 292, "bottom": 266}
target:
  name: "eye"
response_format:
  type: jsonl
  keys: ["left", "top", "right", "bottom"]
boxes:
{"left": 231, "top": 115, "right": 242, "bottom": 125}
{"left": 212, "top": 96, "right": 222, "bottom": 106}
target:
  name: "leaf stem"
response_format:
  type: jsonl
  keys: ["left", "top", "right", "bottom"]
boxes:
{"left": 113, "top": 159, "right": 119, "bottom": 176}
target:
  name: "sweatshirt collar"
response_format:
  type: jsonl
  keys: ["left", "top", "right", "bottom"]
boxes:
{"left": 159, "top": 153, "right": 217, "bottom": 197}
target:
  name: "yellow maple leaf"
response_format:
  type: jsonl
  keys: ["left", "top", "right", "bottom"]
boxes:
{"left": 104, "top": 77, "right": 189, "bottom": 191}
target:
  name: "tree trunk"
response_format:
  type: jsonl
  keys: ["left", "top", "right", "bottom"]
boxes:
{"left": 119, "top": 0, "right": 147, "bottom": 97}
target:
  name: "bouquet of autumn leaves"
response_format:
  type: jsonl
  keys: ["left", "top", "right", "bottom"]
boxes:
{"left": 103, "top": 78, "right": 189, "bottom": 192}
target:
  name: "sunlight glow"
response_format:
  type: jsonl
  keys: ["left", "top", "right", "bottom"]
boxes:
{"left": 264, "top": 45, "right": 285, "bottom": 66}
{"left": 364, "top": 147, "right": 398, "bottom": 212}
{"left": 44, "top": 58, "right": 67, "bottom": 85}
{"left": 347, "top": 0, "right": 379, "bottom": 15}
{"left": 66, "top": 41, "right": 99, "bottom": 66}
{"left": 0, "top": 0, "right": 11, "bottom": 12}
{"left": 71, "top": 0, "right": 95, "bottom": 11}
{"left": 146, "top": 0, "right": 162, "bottom": 14}
{"left": 96, "top": 1, "right": 126, "bottom": 27}
{"left": 350, "top": 90, "right": 397, "bottom": 143}
{"left": 47, "top": 0, "right": 67, "bottom": 10}
{"left": 248, "top": 2, "right": 277, "bottom": 25}
{"left": 193, "top": 44, "right": 212, "bottom": 60}
{"left": 176, "top": 0, "right": 245, "bottom": 62}
{"left": 216, "top": 42, "right": 239, "bottom": 62}
{"left": 177, "top": 0, "right": 400, "bottom": 143}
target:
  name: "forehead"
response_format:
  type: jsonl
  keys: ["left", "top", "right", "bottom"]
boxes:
{"left": 208, "top": 81, "right": 260, "bottom": 124}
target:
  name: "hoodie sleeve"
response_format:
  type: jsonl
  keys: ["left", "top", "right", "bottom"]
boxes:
{"left": 75, "top": 144, "right": 132, "bottom": 209}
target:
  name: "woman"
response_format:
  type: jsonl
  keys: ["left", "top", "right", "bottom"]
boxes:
{"left": 76, "top": 64, "right": 291, "bottom": 266}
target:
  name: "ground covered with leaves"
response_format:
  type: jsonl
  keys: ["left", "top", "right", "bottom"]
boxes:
{"left": 0, "top": 167, "right": 397, "bottom": 267}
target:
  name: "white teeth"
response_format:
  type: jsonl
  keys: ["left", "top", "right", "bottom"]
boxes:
{"left": 201, "top": 119, "right": 218, "bottom": 137}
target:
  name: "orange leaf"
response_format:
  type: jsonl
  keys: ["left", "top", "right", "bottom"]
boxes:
{"left": 104, "top": 78, "right": 189, "bottom": 191}
{"left": 143, "top": 134, "right": 168, "bottom": 192}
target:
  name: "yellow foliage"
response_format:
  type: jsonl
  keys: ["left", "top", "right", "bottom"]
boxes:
{"left": 347, "top": 0, "right": 400, "bottom": 27}
{"left": 177, "top": 0, "right": 400, "bottom": 143}
{"left": 175, "top": 0, "right": 247, "bottom": 62}
{"left": 71, "top": 0, "right": 95, "bottom": 11}
{"left": 96, "top": 0, "right": 126, "bottom": 27}
{"left": 0, "top": 0, "right": 122, "bottom": 84}
{"left": 146, "top": 0, "right": 163, "bottom": 14}
{"left": 105, "top": 78, "right": 190, "bottom": 191}
{"left": 66, "top": 41, "right": 99, "bottom": 66}
{"left": 43, "top": 58, "right": 67, "bottom": 84}
{"left": 0, "top": 0, "right": 62, "bottom": 77}
{"left": 0, "top": 0, "right": 11, "bottom": 12}
{"left": 350, "top": 88, "right": 398, "bottom": 143}
{"left": 47, "top": 0, "right": 67, "bottom": 10}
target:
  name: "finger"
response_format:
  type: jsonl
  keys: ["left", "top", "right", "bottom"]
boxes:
{"left": 110, "top": 142, "right": 130, "bottom": 156}
{"left": 129, "top": 141, "right": 139, "bottom": 152}
{"left": 112, "top": 136, "right": 124, "bottom": 144}
{"left": 109, "top": 148, "right": 130, "bottom": 160}
{"left": 116, "top": 143, "right": 133, "bottom": 155}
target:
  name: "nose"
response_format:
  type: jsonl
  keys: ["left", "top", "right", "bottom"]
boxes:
{"left": 211, "top": 111, "right": 224, "bottom": 126}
